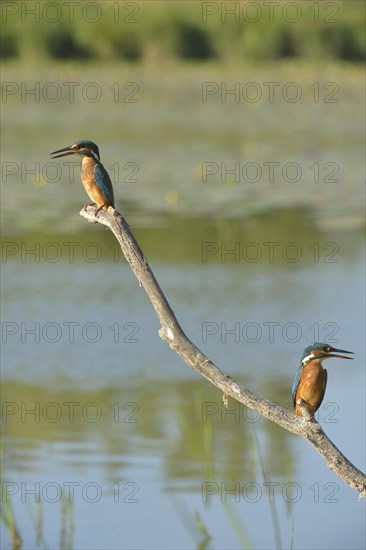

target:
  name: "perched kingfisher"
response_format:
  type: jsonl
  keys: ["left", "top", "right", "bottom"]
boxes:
{"left": 292, "top": 342, "right": 353, "bottom": 418}
{"left": 51, "top": 140, "right": 114, "bottom": 212}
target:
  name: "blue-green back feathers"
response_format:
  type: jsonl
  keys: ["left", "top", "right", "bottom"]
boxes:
{"left": 94, "top": 162, "right": 114, "bottom": 207}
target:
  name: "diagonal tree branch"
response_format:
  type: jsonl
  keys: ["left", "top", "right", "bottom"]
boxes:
{"left": 80, "top": 206, "right": 366, "bottom": 498}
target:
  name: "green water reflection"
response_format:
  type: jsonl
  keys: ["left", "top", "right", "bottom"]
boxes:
{"left": 2, "top": 208, "right": 363, "bottom": 264}
{"left": 3, "top": 376, "right": 293, "bottom": 482}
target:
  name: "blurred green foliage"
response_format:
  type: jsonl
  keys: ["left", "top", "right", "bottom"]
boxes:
{"left": 1, "top": 0, "right": 365, "bottom": 62}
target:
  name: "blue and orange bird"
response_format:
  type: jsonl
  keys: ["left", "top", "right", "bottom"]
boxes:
{"left": 51, "top": 140, "right": 114, "bottom": 212}
{"left": 292, "top": 342, "right": 353, "bottom": 419}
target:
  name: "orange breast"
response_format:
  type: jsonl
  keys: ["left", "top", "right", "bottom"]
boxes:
{"left": 295, "top": 362, "right": 326, "bottom": 417}
{"left": 81, "top": 158, "right": 108, "bottom": 210}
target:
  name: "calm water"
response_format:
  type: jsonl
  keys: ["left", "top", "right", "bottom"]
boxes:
{"left": 1, "top": 61, "right": 365, "bottom": 549}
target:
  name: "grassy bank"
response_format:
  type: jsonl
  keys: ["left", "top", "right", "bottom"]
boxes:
{"left": 2, "top": 0, "right": 365, "bottom": 63}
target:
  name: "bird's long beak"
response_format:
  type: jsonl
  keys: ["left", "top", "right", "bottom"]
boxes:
{"left": 50, "top": 145, "right": 76, "bottom": 159}
{"left": 329, "top": 348, "right": 354, "bottom": 360}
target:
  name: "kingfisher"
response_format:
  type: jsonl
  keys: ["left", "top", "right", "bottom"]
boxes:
{"left": 50, "top": 140, "right": 114, "bottom": 212}
{"left": 292, "top": 342, "right": 353, "bottom": 419}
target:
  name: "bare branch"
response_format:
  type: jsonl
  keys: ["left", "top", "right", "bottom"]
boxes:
{"left": 80, "top": 205, "right": 366, "bottom": 498}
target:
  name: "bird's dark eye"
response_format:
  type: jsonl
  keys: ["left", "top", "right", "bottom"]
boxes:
{"left": 323, "top": 346, "right": 331, "bottom": 353}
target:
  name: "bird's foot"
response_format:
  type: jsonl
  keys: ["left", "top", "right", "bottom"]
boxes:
{"left": 95, "top": 204, "right": 106, "bottom": 216}
{"left": 83, "top": 202, "right": 96, "bottom": 212}
{"left": 296, "top": 399, "right": 315, "bottom": 422}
